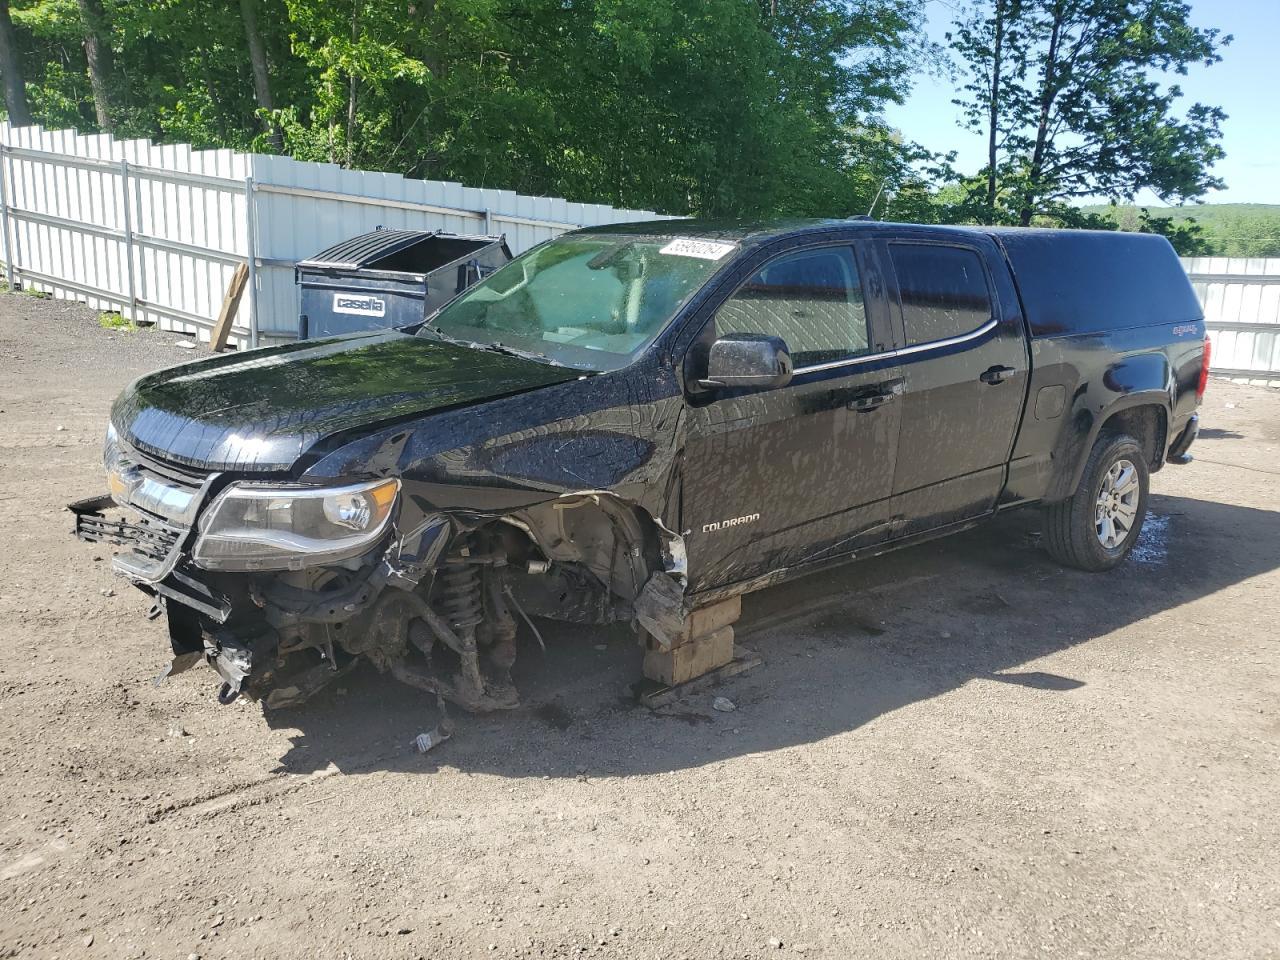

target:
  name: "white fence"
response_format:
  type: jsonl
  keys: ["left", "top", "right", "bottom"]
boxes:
{"left": 1182, "top": 256, "right": 1280, "bottom": 385}
{"left": 0, "top": 123, "right": 669, "bottom": 346}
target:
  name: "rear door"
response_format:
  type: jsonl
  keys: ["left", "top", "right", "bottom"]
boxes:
{"left": 882, "top": 237, "right": 1028, "bottom": 537}
{"left": 681, "top": 237, "right": 902, "bottom": 590}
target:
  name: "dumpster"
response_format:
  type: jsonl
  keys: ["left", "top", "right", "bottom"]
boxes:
{"left": 296, "top": 228, "right": 512, "bottom": 338}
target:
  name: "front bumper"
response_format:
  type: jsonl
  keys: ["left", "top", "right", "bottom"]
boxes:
{"left": 70, "top": 493, "right": 229, "bottom": 619}
{"left": 69, "top": 492, "right": 481, "bottom": 708}
{"left": 71, "top": 492, "right": 245, "bottom": 689}
{"left": 69, "top": 493, "right": 193, "bottom": 585}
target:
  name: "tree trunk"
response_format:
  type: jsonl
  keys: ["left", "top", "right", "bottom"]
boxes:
{"left": 238, "top": 0, "right": 281, "bottom": 150}
{"left": 985, "top": 0, "right": 1006, "bottom": 220}
{"left": 345, "top": 2, "right": 359, "bottom": 167}
{"left": 198, "top": 47, "right": 228, "bottom": 141}
{"left": 346, "top": 75, "right": 357, "bottom": 167}
{"left": 76, "top": 0, "right": 114, "bottom": 132}
{"left": 419, "top": 0, "right": 441, "bottom": 79}
{"left": 0, "top": 0, "right": 31, "bottom": 126}
{"left": 1019, "top": 4, "right": 1064, "bottom": 227}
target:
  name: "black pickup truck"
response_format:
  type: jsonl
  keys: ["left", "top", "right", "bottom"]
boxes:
{"left": 72, "top": 218, "right": 1208, "bottom": 710}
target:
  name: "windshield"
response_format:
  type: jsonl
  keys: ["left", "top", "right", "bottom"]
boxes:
{"left": 420, "top": 233, "right": 735, "bottom": 370}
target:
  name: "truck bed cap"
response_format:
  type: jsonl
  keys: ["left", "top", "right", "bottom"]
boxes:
{"left": 989, "top": 228, "right": 1203, "bottom": 338}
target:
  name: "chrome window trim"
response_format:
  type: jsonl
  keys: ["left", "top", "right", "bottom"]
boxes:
{"left": 793, "top": 317, "right": 999, "bottom": 375}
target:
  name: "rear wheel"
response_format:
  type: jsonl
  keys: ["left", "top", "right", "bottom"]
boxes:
{"left": 1042, "top": 432, "right": 1149, "bottom": 572}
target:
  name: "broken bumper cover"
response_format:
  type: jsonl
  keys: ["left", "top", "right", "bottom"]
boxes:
{"left": 69, "top": 493, "right": 511, "bottom": 708}
{"left": 69, "top": 493, "right": 189, "bottom": 584}
{"left": 71, "top": 493, "right": 232, "bottom": 621}
{"left": 71, "top": 492, "right": 249, "bottom": 694}
{"left": 71, "top": 478, "right": 693, "bottom": 712}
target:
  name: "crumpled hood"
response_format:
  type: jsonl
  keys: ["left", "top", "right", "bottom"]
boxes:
{"left": 112, "top": 330, "right": 580, "bottom": 472}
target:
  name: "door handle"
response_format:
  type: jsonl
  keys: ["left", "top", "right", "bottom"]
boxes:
{"left": 980, "top": 365, "right": 1016, "bottom": 385}
{"left": 848, "top": 379, "right": 903, "bottom": 412}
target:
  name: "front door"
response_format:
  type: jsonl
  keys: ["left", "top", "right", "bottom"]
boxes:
{"left": 681, "top": 240, "right": 902, "bottom": 592}
{"left": 883, "top": 238, "right": 1029, "bottom": 536}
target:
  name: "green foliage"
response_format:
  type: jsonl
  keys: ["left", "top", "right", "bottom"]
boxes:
{"left": 1, "top": 0, "right": 946, "bottom": 219}
{"left": 0, "top": 0, "right": 1239, "bottom": 235}
{"left": 1083, "top": 203, "right": 1280, "bottom": 257}
{"left": 1126, "top": 209, "right": 1210, "bottom": 257}
{"left": 97, "top": 310, "right": 133, "bottom": 329}
{"left": 949, "top": 0, "right": 1229, "bottom": 226}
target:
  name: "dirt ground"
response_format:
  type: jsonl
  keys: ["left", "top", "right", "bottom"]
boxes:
{"left": 1, "top": 291, "right": 1278, "bottom": 960}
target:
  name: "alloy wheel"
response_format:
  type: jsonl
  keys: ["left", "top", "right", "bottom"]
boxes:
{"left": 1095, "top": 458, "right": 1140, "bottom": 549}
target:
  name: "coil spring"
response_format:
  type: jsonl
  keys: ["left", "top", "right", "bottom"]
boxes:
{"left": 439, "top": 563, "right": 483, "bottom": 630}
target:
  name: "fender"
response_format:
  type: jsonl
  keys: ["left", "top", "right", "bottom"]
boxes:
{"left": 1046, "top": 351, "right": 1173, "bottom": 503}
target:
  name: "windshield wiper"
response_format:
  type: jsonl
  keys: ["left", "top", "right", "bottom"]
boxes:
{"left": 416, "top": 322, "right": 465, "bottom": 345}
{"left": 474, "top": 341, "right": 559, "bottom": 365}
{"left": 420, "top": 326, "right": 572, "bottom": 369}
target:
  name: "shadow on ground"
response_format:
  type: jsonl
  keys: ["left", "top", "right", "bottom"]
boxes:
{"left": 1198, "top": 427, "right": 1245, "bottom": 440}
{"left": 263, "top": 493, "right": 1280, "bottom": 779}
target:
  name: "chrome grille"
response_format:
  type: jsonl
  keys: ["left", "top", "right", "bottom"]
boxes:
{"left": 107, "top": 436, "right": 211, "bottom": 527}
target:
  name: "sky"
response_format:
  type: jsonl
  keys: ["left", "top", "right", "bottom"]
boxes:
{"left": 882, "top": 0, "right": 1280, "bottom": 206}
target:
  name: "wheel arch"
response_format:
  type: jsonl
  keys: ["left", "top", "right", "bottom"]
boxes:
{"left": 488, "top": 490, "right": 687, "bottom": 624}
{"left": 1048, "top": 393, "right": 1168, "bottom": 502}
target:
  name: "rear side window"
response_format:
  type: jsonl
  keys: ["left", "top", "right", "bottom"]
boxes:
{"left": 890, "top": 244, "right": 993, "bottom": 346}
{"left": 715, "top": 246, "right": 868, "bottom": 367}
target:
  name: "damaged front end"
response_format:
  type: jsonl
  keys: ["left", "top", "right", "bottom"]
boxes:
{"left": 72, "top": 426, "right": 685, "bottom": 713}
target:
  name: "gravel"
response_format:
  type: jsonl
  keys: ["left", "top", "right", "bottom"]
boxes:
{"left": 2, "top": 291, "right": 1279, "bottom": 959}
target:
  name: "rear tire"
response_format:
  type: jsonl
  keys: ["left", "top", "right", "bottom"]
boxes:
{"left": 1042, "top": 432, "right": 1149, "bottom": 572}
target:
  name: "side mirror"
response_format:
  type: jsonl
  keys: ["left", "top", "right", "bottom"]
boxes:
{"left": 699, "top": 333, "right": 793, "bottom": 391}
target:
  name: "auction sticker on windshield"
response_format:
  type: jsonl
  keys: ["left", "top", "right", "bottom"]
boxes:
{"left": 659, "top": 237, "right": 737, "bottom": 261}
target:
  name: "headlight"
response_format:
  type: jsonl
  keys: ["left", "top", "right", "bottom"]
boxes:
{"left": 191, "top": 478, "right": 400, "bottom": 571}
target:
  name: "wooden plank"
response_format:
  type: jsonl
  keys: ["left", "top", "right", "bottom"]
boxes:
{"left": 643, "top": 626, "right": 735, "bottom": 686}
{"left": 637, "top": 649, "right": 763, "bottom": 710}
{"left": 209, "top": 262, "right": 249, "bottom": 352}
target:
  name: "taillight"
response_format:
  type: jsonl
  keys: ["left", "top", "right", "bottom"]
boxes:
{"left": 1196, "top": 336, "right": 1211, "bottom": 400}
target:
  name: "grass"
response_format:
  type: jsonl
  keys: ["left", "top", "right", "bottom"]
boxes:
{"left": 0, "top": 281, "right": 51, "bottom": 298}
{"left": 98, "top": 311, "right": 136, "bottom": 331}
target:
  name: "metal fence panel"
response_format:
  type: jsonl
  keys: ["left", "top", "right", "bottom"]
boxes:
{"left": 0, "top": 123, "right": 253, "bottom": 340}
{"left": 1182, "top": 256, "right": 1280, "bottom": 384}
{"left": 0, "top": 122, "right": 670, "bottom": 347}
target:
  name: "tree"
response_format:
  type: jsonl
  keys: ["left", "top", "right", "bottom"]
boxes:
{"left": 951, "top": 0, "right": 1229, "bottom": 226}
{"left": 0, "top": 0, "right": 943, "bottom": 220}
{"left": 239, "top": 0, "right": 281, "bottom": 149}
{"left": 76, "top": 0, "right": 114, "bottom": 131}
{"left": 1133, "top": 208, "right": 1209, "bottom": 256}
{"left": 277, "top": 0, "right": 934, "bottom": 216}
{"left": 980, "top": 0, "right": 1007, "bottom": 215}
{"left": 1086, "top": 202, "right": 1280, "bottom": 257}
{"left": 0, "top": 0, "right": 31, "bottom": 125}
{"left": 950, "top": 0, "right": 1024, "bottom": 220}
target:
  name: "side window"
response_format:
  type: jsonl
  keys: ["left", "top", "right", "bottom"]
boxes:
{"left": 889, "top": 244, "right": 993, "bottom": 346}
{"left": 715, "top": 246, "right": 869, "bottom": 367}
